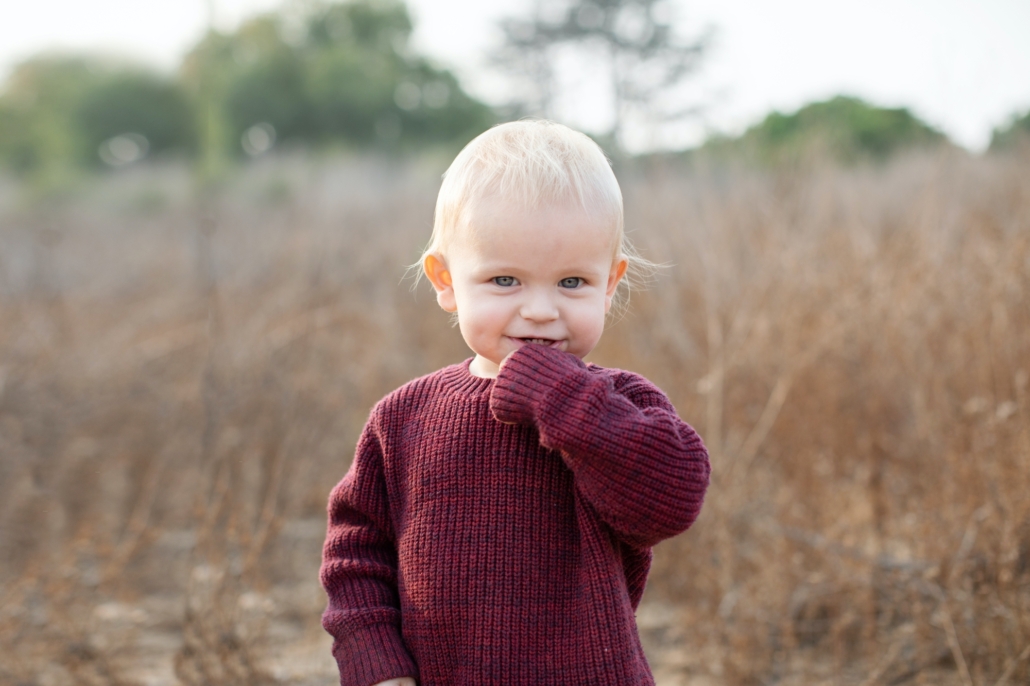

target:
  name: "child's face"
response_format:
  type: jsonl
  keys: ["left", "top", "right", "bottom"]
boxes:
{"left": 425, "top": 195, "right": 628, "bottom": 378}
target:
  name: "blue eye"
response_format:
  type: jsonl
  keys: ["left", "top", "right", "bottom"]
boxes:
{"left": 493, "top": 276, "right": 516, "bottom": 287}
{"left": 559, "top": 277, "right": 583, "bottom": 289}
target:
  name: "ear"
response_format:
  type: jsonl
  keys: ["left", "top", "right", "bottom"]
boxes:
{"left": 604, "top": 258, "right": 629, "bottom": 313}
{"left": 424, "top": 253, "right": 457, "bottom": 313}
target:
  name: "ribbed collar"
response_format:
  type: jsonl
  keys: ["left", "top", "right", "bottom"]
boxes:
{"left": 438, "top": 357, "right": 495, "bottom": 398}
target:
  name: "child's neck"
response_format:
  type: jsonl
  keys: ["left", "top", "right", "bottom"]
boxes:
{"left": 469, "top": 355, "right": 500, "bottom": 379}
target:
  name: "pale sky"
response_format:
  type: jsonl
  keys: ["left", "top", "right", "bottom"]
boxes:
{"left": 3, "top": 0, "right": 1029, "bottom": 151}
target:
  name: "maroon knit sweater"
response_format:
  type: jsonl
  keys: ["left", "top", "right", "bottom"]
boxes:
{"left": 320, "top": 343, "right": 710, "bottom": 686}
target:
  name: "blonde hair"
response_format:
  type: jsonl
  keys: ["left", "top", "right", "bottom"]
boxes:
{"left": 418, "top": 120, "right": 655, "bottom": 309}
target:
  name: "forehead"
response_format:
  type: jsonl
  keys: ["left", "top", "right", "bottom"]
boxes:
{"left": 459, "top": 193, "right": 617, "bottom": 252}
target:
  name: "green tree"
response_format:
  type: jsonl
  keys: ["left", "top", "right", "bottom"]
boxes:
{"left": 224, "top": 18, "right": 310, "bottom": 143}
{"left": 76, "top": 73, "right": 197, "bottom": 162}
{"left": 302, "top": 0, "right": 493, "bottom": 149}
{"left": 0, "top": 0, "right": 496, "bottom": 175}
{"left": 0, "top": 57, "right": 196, "bottom": 174}
{"left": 0, "top": 57, "right": 106, "bottom": 174}
{"left": 699, "top": 96, "right": 948, "bottom": 165}
{"left": 180, "top": 14, "right": 309, "bottom": 162}
{"left": 180, "top": 0, "right": 493, "bottom": 156}
{"left": 303, "top": 3, "right": 410, "bottom": 144}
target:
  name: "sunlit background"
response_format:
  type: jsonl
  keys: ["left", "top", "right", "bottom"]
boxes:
{"left": 1, "top": 1, "right": 1029, "bottom": 685}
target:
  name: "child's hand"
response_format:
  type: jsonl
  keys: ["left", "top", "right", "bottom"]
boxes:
{"left": 372, "top": 679, "right": 416, "bottom": 686}
{"left": 497, "top": 349, "right": 517, "bottom": 374}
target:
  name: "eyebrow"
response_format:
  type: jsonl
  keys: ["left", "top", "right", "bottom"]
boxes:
{"left": 474, "top": 262, "right": 603, "bottom": 276}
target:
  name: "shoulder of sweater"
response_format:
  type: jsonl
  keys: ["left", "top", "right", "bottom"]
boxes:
{"left": 368, "top": 361, "right": 469, "bottom": 425}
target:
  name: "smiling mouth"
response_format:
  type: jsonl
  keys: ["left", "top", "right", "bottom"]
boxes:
{"left": 515, "top": 337, "right": 564, "bottom": 349}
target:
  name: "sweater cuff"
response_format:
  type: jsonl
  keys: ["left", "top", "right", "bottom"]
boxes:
{"left": 332, "top": 621, "right": 418, "bottom": 686}
{"left": 490, "top": 344, "right": 588, "bottom": 425}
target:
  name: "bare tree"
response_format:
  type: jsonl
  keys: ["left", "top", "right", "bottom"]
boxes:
{"left": 494, "top": 0, "right": 710, "bottom": 150}
{"left": 494, "top": 1, "right": 562, "bottom": 119}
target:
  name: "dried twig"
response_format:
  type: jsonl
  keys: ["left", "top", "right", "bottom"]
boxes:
{"left": 934, "top": 599, "right": 973, "bottom": 686}
{"left": 992, "top": 644, "right": 1030, "bottom": 686}
{"left": 859, "top": 639, "right": 903, "bottom": 686}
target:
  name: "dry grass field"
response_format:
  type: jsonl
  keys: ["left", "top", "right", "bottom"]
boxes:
{"left": 0, "top": 148, "right": 1027, "bottom": 685}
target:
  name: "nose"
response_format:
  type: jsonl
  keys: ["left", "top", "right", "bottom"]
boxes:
{"left": 519, "top": 287, "right": 559, "bottom": 322}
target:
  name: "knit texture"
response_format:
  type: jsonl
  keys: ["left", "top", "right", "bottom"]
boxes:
{"left": 321, "top": 344, "right": 710, "bottom": 686}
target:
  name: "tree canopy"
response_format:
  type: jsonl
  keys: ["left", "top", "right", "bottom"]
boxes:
{"left": 0, "top": 0, "right": 494, "bottom": 176}
{"left": 989, "top": 109, "right": 1030, "bottom": 152}
{"left": 696, "top": 96, "right": 950, "bottom": 166}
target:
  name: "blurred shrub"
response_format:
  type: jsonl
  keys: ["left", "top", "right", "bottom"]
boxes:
{"left": 0, "top": 57, "right": 109, "bottom": 174}
{"left": 988, "top": 108, "right": 1030, "bottom": 152}
{"left": 77, "top": 73, "right": 198, "bottom": 162}
{"left": 696, "top": 95, "right": 949, "bottom": 166}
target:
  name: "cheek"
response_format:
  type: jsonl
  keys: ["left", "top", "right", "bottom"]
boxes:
{"left": 568, "top": 298, "right": 608, "bottom": 346}
{"left": 455, "top": 292, "right": 507, "bottom": 336}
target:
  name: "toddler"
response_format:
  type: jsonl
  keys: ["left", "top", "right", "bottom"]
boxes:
{"left": 320, "top": 120, "right": 710, "bottom": 685}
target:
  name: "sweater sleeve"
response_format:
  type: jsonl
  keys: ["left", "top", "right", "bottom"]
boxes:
{"left": 490, "top": 344, "right": 710, "bottom": 549}
{"left": 320, "top": 409, "right": 419, "bottom": 686}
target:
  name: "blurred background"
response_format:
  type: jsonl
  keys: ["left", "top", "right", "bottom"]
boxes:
{"left": 0, "top": 1, "right": 1028, "bottom": 684}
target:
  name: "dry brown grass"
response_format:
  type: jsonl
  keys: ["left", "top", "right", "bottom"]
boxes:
{"left": 0, "top": 149, "right": 1027, "bottom": 685}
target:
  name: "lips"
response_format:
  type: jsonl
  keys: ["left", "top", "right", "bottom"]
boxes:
{"left": 516, "top": 337, "right": 564, "bottom": 349}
